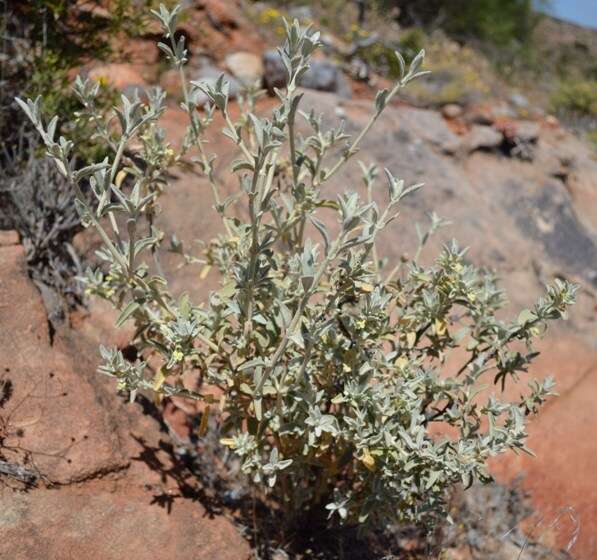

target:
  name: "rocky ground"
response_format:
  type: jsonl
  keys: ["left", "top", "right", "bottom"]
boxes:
{"left": 1, "top": 1, "right": 596, "bottom": 558}
{"left": 0, "top": 231, "right": 251, "bottom": 559}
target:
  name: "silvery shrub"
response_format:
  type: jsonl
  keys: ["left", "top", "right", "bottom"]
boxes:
{"left": 18, "top": 4, "right": 577, "bottom": 530}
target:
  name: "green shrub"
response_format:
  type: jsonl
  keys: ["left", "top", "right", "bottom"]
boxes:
{"left": 551, "top": 79, "right": 597, "bottom": 118}
{"left": 0, "top": 132, "right": 87, "bottom": 318}
{"left": 2, "top": 0, "right": 156, "bottom": 165}
{"left": 398, "top": 34, "right": 491, "bottom": 107}
{"left": 6, "top": 1, "right": 150, "bottom": 117}
{"left": 0, "top": 1, "right": 147, "bottom": 314}
{"left": 398, "top": 27, "right": 427, "bottom": 58}
{"left": 19, "top": 4, "right": 577, "bottom": 532}
{"left": 377, "top": 0, "right": 541, "bottom": 49}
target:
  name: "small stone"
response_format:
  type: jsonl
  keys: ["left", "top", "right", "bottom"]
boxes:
{"left": 263, "top": 50, "right": 351, "bottom": 97}
{"left": 224, "top": 51, "right": 264, "bottom": 86}
{"left": 300, "top": 59, "right": 339, "bottom": 92}
{"left": 87, "top": 63, "right": 147, "bottom": 93}
{"left": 464, "top": 124, "right": 503, "bottom": 152}
{"left": 442, "top": 103, "right": 463, "bottom": 119}
{"left": 515, "top": 121, "right": 540, "bottom": 143}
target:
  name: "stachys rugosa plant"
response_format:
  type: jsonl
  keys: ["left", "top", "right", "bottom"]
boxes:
{"left": 18, "top": 3, "right": 577, "bottom": 530}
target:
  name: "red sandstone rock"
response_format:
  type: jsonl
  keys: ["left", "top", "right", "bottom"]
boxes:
{"left": 0, "top": 230, "right": 19, "bottom": 246}
{"left": 0, "top": 485, "right": 249, "bottom": 560}
{"left": 88, "top": 63, "right": 147, "bottom": 92}
{"left": 69, "top": 295, "right": 136, "bottom": 350}
{"left": 0, "top": 242, "right": 128, "bottom": 484}
{"left": 201, "top": 0, "right": 241, "bottom": 29}
{"left": 0, "top": 236, "right": 250, "bottom": 559}
{"left": 491, "top": 342, "right": 597, "bottom": 555}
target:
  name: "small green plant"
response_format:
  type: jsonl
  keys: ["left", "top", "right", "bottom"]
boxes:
{"left": 396, "top": 33, "right": 491, "bottom": 107}
{"left": 19, "top": 4, "right": 577, "bottom": 532}
{"left": 0, "top": 1, "right": 150, "bottom": 314}
{"left": 0, "top": 132, "right": 86, "bottom": 319}
{"left": 376, "top": 0, "right": 541, "bottom": 53}
{"left": 2, "top": 0, "right": 158, "bottom": 166}
{"left": 551, "top": 79, "right": 597, "bottom": 119}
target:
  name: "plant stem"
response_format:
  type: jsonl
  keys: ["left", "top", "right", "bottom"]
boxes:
{"left": 177, "top": 61, "right": 233, "bottom": 237}
{"left": 224, "top": 110, "right": 254, "bottom": 162}
{"left": 384, "top": 261, "right": 403, "bottom": 285}
{"left": 256, "top": 233, "right": 345, "bottom": 395}
{"left": 366, "top": 177, "right": 380, "bottom": 277}
{"left": 287, "top": 88, "right": 300, "bottom": 188}
{"left": 316, "top": 81, "right": 403, "bottom": 187}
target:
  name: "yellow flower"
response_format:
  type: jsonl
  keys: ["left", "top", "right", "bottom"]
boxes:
{"left": 220, "top": 438, "right": 236, "bottom": 448}
{"left": 360, "top": 449, "right": 376, "bottom": 471}
{"left": 395, "top": 356, "right": 408, "bottom": 370}
{"left": 172, "top": 348, "right": 184, "bottom": 362}
{"left": 434, "top": 319, "right": 447, "bottom": 336}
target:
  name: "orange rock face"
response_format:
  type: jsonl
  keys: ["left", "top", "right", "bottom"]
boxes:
{"left": 87, "top": 63, "right": 148, "bottom": 92}
{"left": 0, "top": 486, "right": 249, "bottom": 560}
{"left": 0, "top": 235, "right": 250, "bottom": 559}
{"left": 490, "top": 338, "right": 597, "bottom": 555}
{"left": 0, "top": 243, "right": 127, "bottom": 485}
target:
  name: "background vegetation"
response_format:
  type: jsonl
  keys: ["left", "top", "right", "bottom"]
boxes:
{"left": 269, "top": 0, "right": 597, "bottom": 143}
{"left": 0, "top": 1, "right": 153, "bottom": 317}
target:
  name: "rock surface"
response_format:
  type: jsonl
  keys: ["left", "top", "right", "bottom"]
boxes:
{"left": 225, "top": 51, "right": 264, "bottom": 86}
{"left": 181, "top": 0, "right": 265, "bottom": 60}
{"left": 0, "top": 237, "right": 250, "bottom": 559}
{"left": 463, "top": 124, "right": 504, "bottom": 152}
{"left": 0, "top": 241, "right": 127, "bottom": 485}
{"left": 87, "top": 63, "right": 148, "bottom": 95}
{"left": 263, "top": 51, "right": 351, "bottom": 97}
{"left": 491, "top": 338, "right": 597, "bottom": 555}
{"left": 0, "top": 230, "right": 19, "bottom": 245}
{"left": 0, "top": 486, "right": 248, "bottom": 560}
